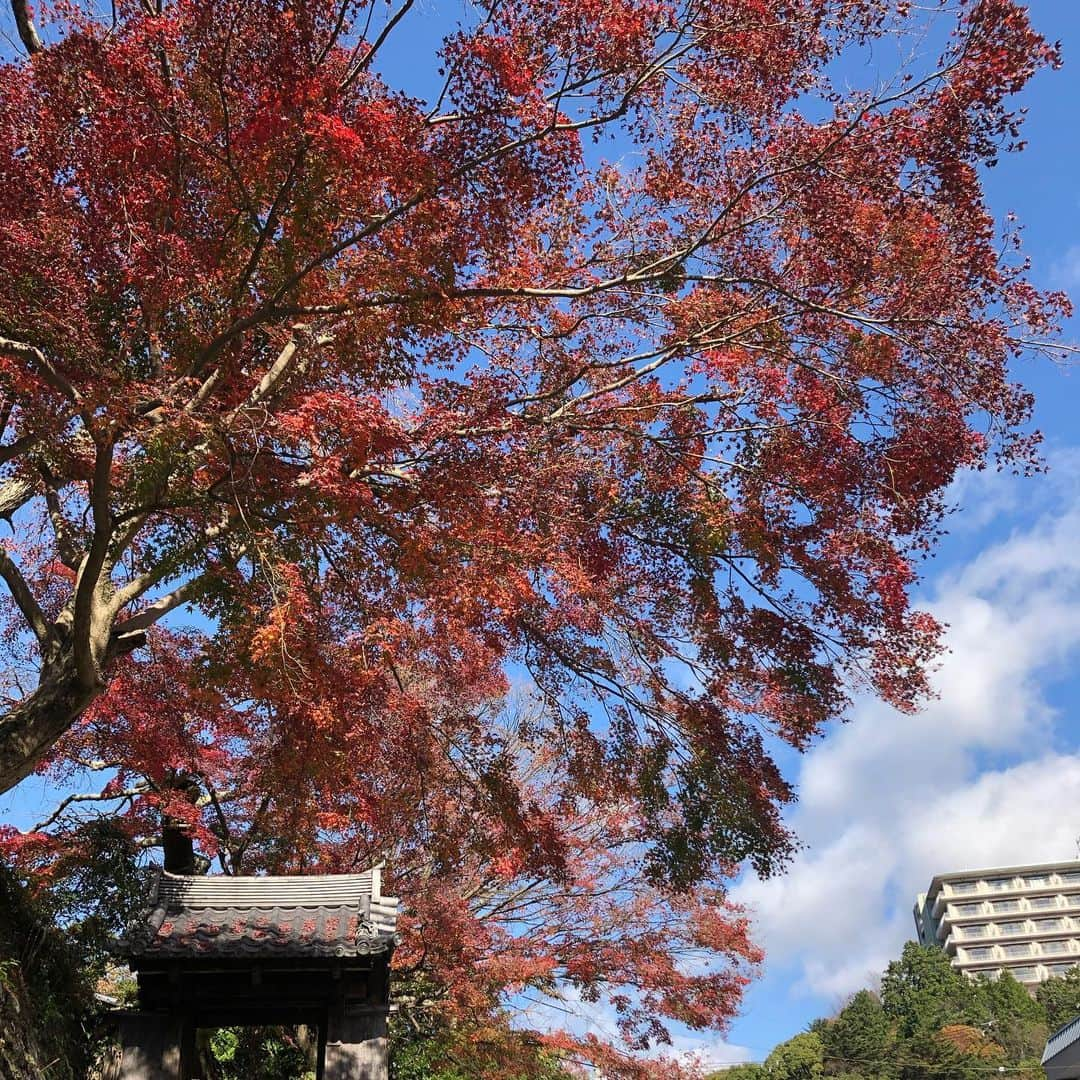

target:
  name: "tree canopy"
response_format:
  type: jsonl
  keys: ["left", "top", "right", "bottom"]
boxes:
{"left": 711, "top": 944, "right": 1077, "bottom": 1080}
{"left": 0, "top": 0, "right": 1068, "bottom": 1073}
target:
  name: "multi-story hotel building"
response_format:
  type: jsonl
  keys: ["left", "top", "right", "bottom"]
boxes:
{"left": 914, "top": 861, "right": 1080, "bottom": 986}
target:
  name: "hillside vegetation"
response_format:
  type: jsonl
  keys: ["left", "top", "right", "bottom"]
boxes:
{"left": 714, "top": 943, "right": 1080, "bottom": 1080}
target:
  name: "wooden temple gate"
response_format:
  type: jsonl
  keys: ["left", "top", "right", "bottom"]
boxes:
{"left": 113, "top": 869, "right": 398, "bottom": 1079}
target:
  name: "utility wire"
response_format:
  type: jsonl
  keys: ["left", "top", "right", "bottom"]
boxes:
{"left": 712, "top": 1052, "right": 1041, "bottom": 1074}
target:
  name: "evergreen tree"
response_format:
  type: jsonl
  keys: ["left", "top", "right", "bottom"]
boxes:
{"left": 976, "top": 971, "right": 1047, "bottom": 1063}
{"left": 763, "top": 1032, "right": 825, "bottom": 1080}
{"left": 742, "top": 941, "right": 1061, "bottom": 1080}
{"left": 821, "top": 990, "right": 896, "bottom": 1078}
{"left": 1037, "top": 966, "right": 1080, "bottom": 1032}
{"left": 900, "top": 1026, "right": 1001, "bottom": 1080}
{"left": 880, "top": 944, "right": 982, "bottom": 1037}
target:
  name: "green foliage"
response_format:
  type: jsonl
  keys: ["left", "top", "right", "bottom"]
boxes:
{"left": 1037, "top": 964, "right": 1080, "bottom": 1031}
{"left": 0, "top": 859, "right": 99, "bottom": 1080}
{"left": 0, "top": 829, "right": 157, "bottom": 1078}
{"left": 388, "top": 998, "right": 575, "bottom": 1080}
{"left": 202, "top": 1025, "right": 316, "bottom": 1080}
{"left": 979, "top": 971, "right": 1047, "bottom": 1062}
{"left": 898, "top": 1026, "right": 999, "bottom": 1080}
{"left": 881, "top": 943, "right": 981, "bottom": 1037}
{"left": 705, "top": 1034, "right": 825, "bottom": 1080}
{"left": 390, "top": 1024, "right": 473, "bottom": 1080}
{"left": 764, "top": 1032, "right": 825, "bottom": 1080}
{"left": 821, "top": 990, "right": 895, "bottom": 1079}
{"left": 388, "top": 979, "right": 474, "bottom": 1080}
{"left": 43, "top": 819, "right": 148, "bottom": 978}
{"left": 744, "top": 942, "right": 1080, "bottom": 1080}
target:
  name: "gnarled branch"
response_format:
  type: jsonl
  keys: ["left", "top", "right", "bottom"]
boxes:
{"left": 0, "top": 337, "right": 78, "bottom": 401}
{"left": 0, "top": 545, "right": 50, "bottom": 645}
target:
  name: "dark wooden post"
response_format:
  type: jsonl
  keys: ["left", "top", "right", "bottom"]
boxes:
{"left": 161, "top": 771, "right": 200, "bottom": 875}
{"left": 116, "top": 1012, "right": 184, "bottom": 1080}
{"left": 323, "top": 1004, "right": 389, "bottom": 1080}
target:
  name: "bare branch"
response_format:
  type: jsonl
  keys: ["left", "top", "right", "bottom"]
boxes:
{"left": 112, "top": 578, "right": 203, "bottom": 635}
{"left": 0, "top": 477, "right": 34, "bottom": 521}
{"left": 0, "top": 337, "right": 79, "bottom": 402}
{"left": 0, "top": 545, "right": 50, "bottom": 645}
{"left": 30, "top": 782, "right": 150, "bottom": 833}
{"left": 38, "top": 463, "right": 80, "bottom": 569}
{"left": 340, "top": 0, "right": 415, "bottom": 92}
{"left": 228, "top": 328, "right": 327, "bottom": 422}
{"left": 109, "top": 513, "right": 235, "bottom": 615}
{"left": 10, "top": 0, "right": 43, "bottom": 54}
{"left": 0, "top": 432, "right": 41, "bottom": 467}
{"left": 113, "top": 540, "right": 248, "bottom": 634}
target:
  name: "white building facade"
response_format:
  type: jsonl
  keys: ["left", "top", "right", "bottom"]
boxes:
{"left": 914, "top": 861, "right": 1080, "bottom": 986}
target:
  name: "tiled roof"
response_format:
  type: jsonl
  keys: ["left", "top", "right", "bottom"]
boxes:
{"left": 125, "top": 869, "right": 399, "bottom": 961}
{"left": 1045, "top": 1014, "right": 1080, "bottom": 1065}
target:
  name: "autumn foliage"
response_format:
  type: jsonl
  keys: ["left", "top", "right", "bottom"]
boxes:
{"left": 0, "top": 0, "right": 1068, "bottom": 1073}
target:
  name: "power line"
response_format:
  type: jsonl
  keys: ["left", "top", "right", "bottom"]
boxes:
{"left": 713, "top": 1051, "right": 1035, "bottom": 1074}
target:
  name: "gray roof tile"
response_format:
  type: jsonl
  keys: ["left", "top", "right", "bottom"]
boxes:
{"left": 125, "top": 870, "right": 398, "bottom": 961}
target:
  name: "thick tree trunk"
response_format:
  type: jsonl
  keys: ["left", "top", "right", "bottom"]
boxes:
{"left": 162, "top": 775, "right": 202, "bottom": 875}
{"left": 0, "top": 652, "right": 98, "bottom": 795}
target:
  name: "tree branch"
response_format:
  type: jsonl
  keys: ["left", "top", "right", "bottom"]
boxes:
{"left": 108, "top": 513, "right": 236, "bottom": 616}
{"left": 113, "top": 541, "right": 247, "bottom": 635}
{"left": 30, "top": 782, "right": 150, "bottom": 833}
{"left": 38, "top": 463, "right": 80, "bottom": 569}
{"left": 0, "top": 476, "right": 34, "bottom": 521}
{"left": 227, "top": 328, "right": 326, "bottom": 422}
{"left": 0, "top": 545, "right": 50, "bottom": 645}
{"left": 0, "top": 337, "right": 79, "bottom": 402}
{"left": 10, "top": 0, "right": 43, "bottom": 54}
{"left": 72, "top": 438, "right": 115, "bottom": 687}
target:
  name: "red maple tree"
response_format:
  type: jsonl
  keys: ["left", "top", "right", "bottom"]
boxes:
{"left": 18, "top": 627, "right": 769, "bottom": 1076}
{"left": 0, "top": 0, "right": 1068, "bottom": 1072}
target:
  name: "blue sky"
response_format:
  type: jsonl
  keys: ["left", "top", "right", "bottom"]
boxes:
{"left": 507, "top": 1, "right": 1080, "bottom": 1069}
{"left": 709, "top": 1, "right": 1080, "bottom": 1066}
{"left": 3, "top": 0, "right": 1080, "bottom": 1071}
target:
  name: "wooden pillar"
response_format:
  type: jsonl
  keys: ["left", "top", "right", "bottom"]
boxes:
{"left": 116, "top": 1012, "right": 184, "bottom": 1080}
{"left": 323, "top": 1005, "right": 389, "bottom": 1080}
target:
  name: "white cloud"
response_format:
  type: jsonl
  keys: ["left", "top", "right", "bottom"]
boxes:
{"left": 733, "top": 458, "right": 1080, "bottom": 999}
{"left": 904, "top": 755, "right": 1080, "bottom": 873}
{"left": 516, "top": 983, "right": 753, "bottom": 1070}
{"left": 662, "top": 1033, "right": 754, "bottom": 1070}
{"left": 1050, "top": 244, "right": 1080, "bottom": 290}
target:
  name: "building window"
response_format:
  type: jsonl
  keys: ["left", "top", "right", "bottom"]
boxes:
{"left": 1060, "top": 872, "right": 1080, "bottom": 884}
{"left": 1041, "top": 940, "right": 1070, "bottom": 955}
{"left": 993, "top": 900, "right": 1021, "bottom": 914}
{"left": 951, "top": 881, "right": 978, "bottom": 895}
{"left": 1004, "top": 943, "right": 1030, "bottom": 958}
{"left": 961, "top": 924, "right": 990, "bottom": 939}
{"left": 1036, "top": 919, "right": 1065, "bottom": 931}
{"left": 988, "top": 877, "right": 1016, "bottom": 892}
{"left": 999, "top": 922, "right": 1027, "bottom": 935}
{"left": 954, "top": 902, "right": 983, "bottom": 916}
{"left": 1030, "top": 896, "right": 1058, "bottom": 910}
{"left": 965, "top": 947, "right": 994, "bottom": 961}
{"left": 1047, "top": 963, "right": 1079, "bottom": 977}
{"left": 1011, "top": 966, "right": 1038, "bottom": 982}
{"left": 1024, "top": 875, "right": 1046, "bottom": 887}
